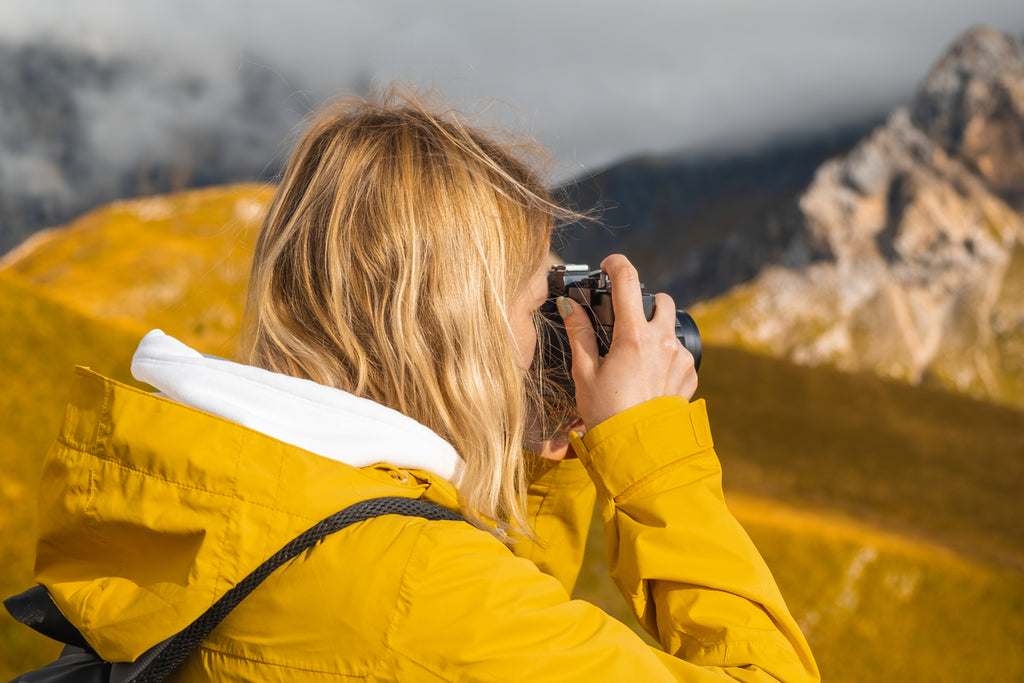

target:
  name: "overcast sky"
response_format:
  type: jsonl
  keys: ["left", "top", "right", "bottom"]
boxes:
{"left": 3, "top": 0, "right": 1024, "bottom": 181}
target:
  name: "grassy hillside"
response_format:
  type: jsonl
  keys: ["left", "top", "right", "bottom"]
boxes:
{"left": 696, "top": 345, "right": 1024, "bottom": 572}
{"left": 2, "top": 185, "right": 1022, "bottom": 681}
{"left": 735, "top": 497, "right": 1024, "bottom": 682}
{"left": 1, "top": 184, "right": 273, "bottom": 358}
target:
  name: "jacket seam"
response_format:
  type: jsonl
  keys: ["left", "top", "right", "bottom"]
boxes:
{"left": 377, "top": 519, "right": 459, "bottom": 683}
{"left": 76, "top": 466, "right": 101, "bottom": 634}
{"left": 525, "top": 478, "right": 554, "bottom": 560}
{"left": 94, "top": 376, "right": 113, "bottom": 452}
{"left": 659, "top": 614, "right": 790, "bottom": 653}
{"left": 194, "top": 642, "right": 368, "bottom": 679}
{"left": 55, "top": 433, "right": 336, "bottom": 525}
{"left": 263, "top": 431, "right": 287, "bottom": 560}
{"left": 85, "top": 461, "right": 99, "bottom": 522}
{"left": 359, "top": 515, "right": 426, "bottom": 679}
{"left": 683, "top": 634, "right": 806, "bottom": 667}
{"left": 210, "top": 427, "right": 245, "bottom": 605}
{"left": 380, "top": 642, "right": 454, "bottom": 682}
{"left": 613, "top": 451, "right": 716, "bottom": 505}
{"left": 649, "top": 600, "right": 797, "bottom": 654}
{"left": 379, "top": 519, "right": 429, "bottom": 650}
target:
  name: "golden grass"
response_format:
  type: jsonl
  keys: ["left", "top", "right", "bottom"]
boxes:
{"left": 697, "top": 345, "right": 1024, "bottom": 573}
{"left": 743, "top": 504, "right": 1024, "bottom": 682}
{"left": 2, "top": 184, "right": 273, "bottom": 359}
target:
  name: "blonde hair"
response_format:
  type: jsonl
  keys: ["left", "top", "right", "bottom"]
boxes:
{"left": 242, "top": 88, "right": 570, "bottom": 534}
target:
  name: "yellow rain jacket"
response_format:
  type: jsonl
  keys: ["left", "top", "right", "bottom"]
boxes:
{"left": 31, "top": 331, "right": 819, "bottom": 682}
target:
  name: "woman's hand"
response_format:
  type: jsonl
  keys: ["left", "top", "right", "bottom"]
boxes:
{"left": 558, "top": 254, "right": 698, "bottom": 430}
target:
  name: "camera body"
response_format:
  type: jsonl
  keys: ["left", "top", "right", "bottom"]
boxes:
{"left": 540, "top": 264, "right": 701, "bottom": 364}
{"left": 537, "top": 264, "right": 701, "bottom": 415}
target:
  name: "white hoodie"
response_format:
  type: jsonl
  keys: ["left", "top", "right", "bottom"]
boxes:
{"left": 130, "top": 329, "right": 463, "bottom": 483}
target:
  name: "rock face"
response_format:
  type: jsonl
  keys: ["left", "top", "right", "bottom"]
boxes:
{"left": 911, "top": 26, "right": 1024, "bottom": 211}
{"left": 693, "top": 26, "right": 1024, "bottom": 408}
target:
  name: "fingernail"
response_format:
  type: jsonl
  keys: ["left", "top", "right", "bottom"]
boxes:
{"left": 556, "top": 296, "right": 573, "bottom": 319}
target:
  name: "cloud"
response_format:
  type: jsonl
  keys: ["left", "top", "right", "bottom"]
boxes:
{"left": 2, "top": 0, "right": 1024, "bottom": 181}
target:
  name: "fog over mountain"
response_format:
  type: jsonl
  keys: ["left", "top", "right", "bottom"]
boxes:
{"left": 0, "top": 40, "right": 313, "bottom": 254}
{"left": 2, "top": 2, "right": 1023, "bottom": 254}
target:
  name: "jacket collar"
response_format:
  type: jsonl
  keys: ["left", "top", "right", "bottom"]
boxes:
{"left": 131, "top": 329, "right": 463, "bottom": 483}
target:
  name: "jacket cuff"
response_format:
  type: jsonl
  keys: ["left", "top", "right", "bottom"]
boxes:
{"left": 569, "top": 397, "right": 713, "bottom": 500}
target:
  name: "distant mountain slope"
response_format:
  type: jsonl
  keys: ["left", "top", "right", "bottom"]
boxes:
{"left": 696, "top": 345, "right": 1024, "bottom": 571}
{"left": 1, "top": 184, "right": 274, "bottom": 358}
{"left": 686, "top": 27, "right": 1024, "bottom": 409}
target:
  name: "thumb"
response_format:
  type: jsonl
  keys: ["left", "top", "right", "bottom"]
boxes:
{"left": 557, "top": 296, "right": 598, "bottom": 383}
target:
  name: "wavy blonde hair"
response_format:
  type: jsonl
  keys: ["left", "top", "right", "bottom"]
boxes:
{"left": 242, "top": 89, "right": 570, "bottom": 534}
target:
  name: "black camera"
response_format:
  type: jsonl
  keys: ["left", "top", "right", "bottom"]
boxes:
{"left": 537, "top": 264, "right": 701, "bottom": 414}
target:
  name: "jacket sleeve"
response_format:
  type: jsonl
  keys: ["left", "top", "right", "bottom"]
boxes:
{"left": 382, "top": 397, "right": 820, "bottom": 682}
{"left": 510, "top": 455, "right": 596, "bottom": 594}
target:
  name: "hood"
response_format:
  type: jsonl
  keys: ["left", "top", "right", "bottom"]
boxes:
{"left": 32, "top": 332, "right": 463, "bottom": 662}
{"left": 131, "top": 329, "right": 462, "bottom": 483}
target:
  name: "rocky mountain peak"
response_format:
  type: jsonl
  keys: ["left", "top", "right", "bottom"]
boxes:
{"left": 694, "top": 27, "right": 1024, "bottom": 408}
{"left": 911, "top": 25, "right": 1024, "bottom": 209}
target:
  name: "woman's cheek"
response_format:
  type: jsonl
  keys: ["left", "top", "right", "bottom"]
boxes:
{"left": 514, "top": 317, "right": 537, "bottom": 369}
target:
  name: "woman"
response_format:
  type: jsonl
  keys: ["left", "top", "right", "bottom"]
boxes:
{"left": 29, "top": 90, "right": 819, "bottom": 681}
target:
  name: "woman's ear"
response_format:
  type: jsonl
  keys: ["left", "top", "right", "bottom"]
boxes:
{"left": 532, "top": 418, "right": 585, "bottom": 461}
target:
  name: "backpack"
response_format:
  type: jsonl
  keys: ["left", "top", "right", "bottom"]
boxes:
{"left": 5, "top": 496, "right": 465, "bottom": 683}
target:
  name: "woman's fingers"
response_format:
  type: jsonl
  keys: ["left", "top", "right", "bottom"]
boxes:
{"left": 557, "top": 295, "right": 598, "bottom": 383}
{"left": 651, "top": 292, "right": 677, "bottom": 333}
{"left": 600, "top": 254, "right": 646, "bottom": 337}
{"left": 666, "top": 337, "right": 698, "bottom": 397}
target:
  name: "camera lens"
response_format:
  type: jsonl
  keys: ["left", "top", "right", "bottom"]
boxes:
{"left": 675, "top": 311, "right": 702, "bottom": 372}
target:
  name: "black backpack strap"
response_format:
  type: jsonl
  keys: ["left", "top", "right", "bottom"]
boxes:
{"left": 7, "top": 496, "right": 465, "bottom": 683}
